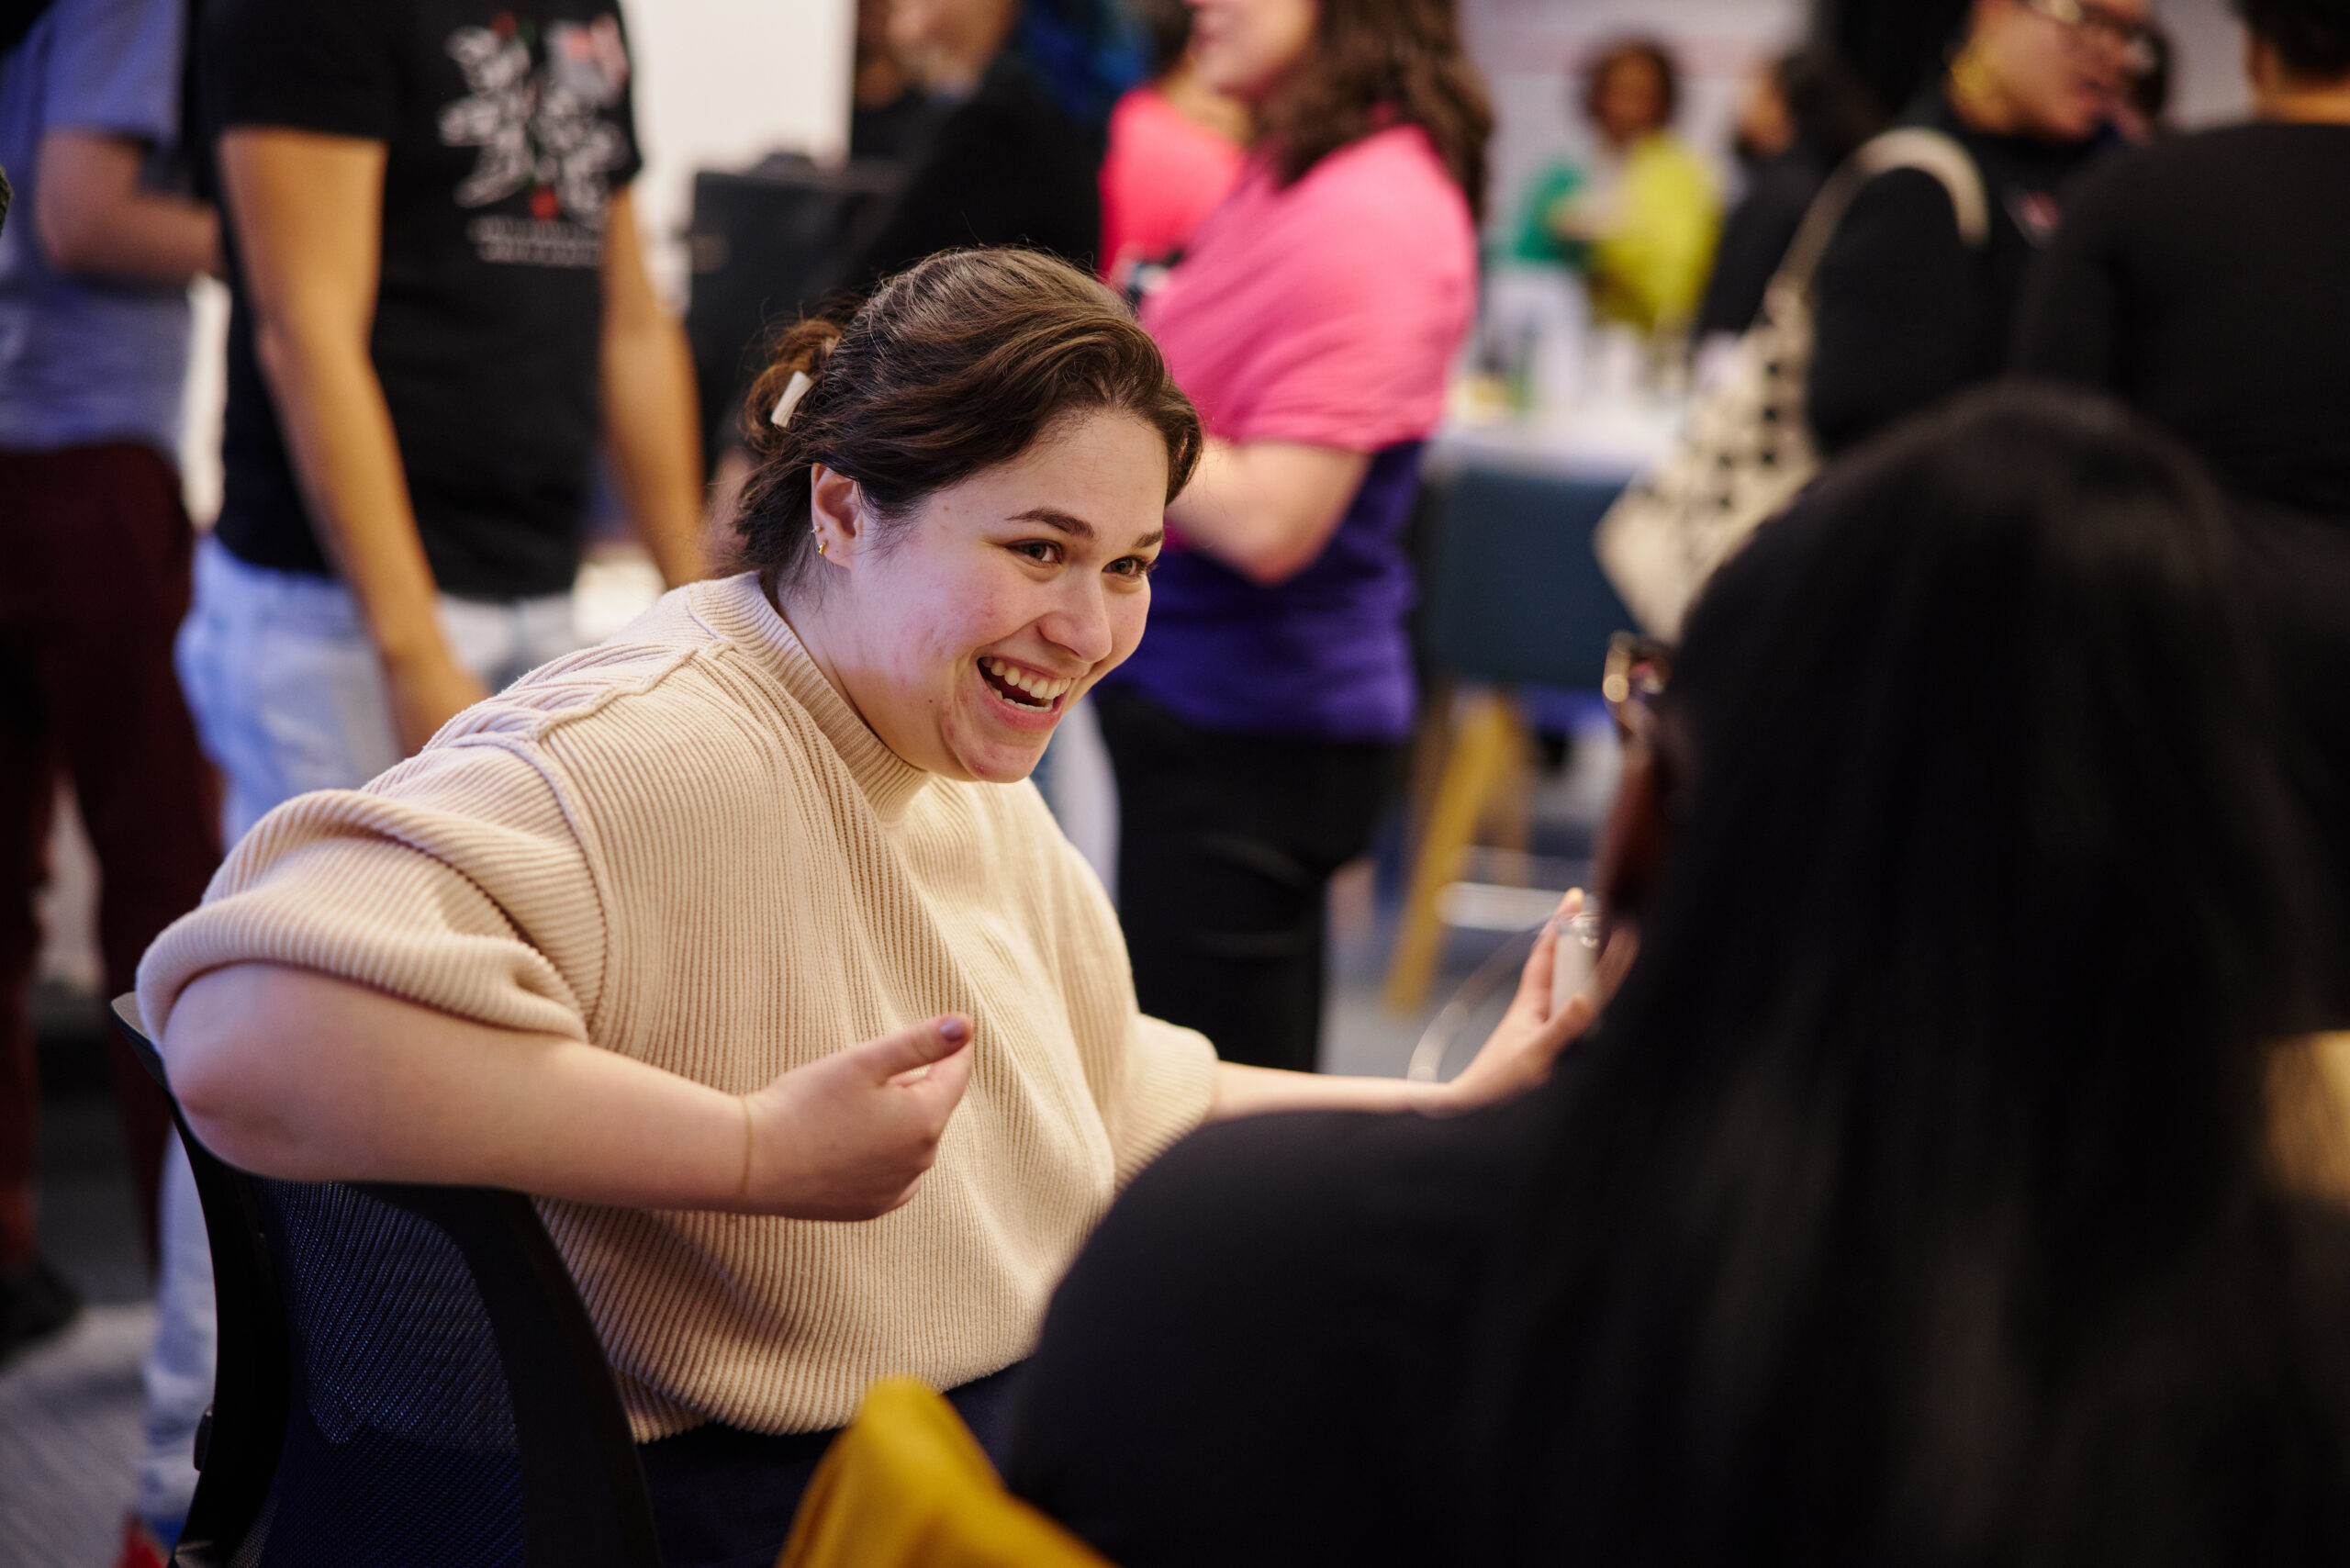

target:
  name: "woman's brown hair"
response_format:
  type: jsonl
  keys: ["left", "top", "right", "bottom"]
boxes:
{"left": 1257, "top": 0, "right": 1494, "bottom": 219}
{"left": 733, "top": 248, "right": 1203, "bottom": 593}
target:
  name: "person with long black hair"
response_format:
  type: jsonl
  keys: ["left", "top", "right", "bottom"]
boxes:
{"left": 1005, "top": 386, "right": 2350, "bottom": 1567}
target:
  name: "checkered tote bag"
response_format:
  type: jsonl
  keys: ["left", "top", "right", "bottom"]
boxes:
{"left": 1594, "top": 129, "right": 1988, "bottom": 638}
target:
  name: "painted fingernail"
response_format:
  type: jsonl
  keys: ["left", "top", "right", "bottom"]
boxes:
{"left": 939, "top": 1017, "right": 969, "bottom": 1044}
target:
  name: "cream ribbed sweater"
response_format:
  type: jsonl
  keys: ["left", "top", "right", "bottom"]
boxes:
{"left": 137, "top": 573, "right": 1219, "bottom": 1439}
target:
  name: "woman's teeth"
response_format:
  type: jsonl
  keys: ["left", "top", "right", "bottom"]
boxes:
{"left": 984, "top": 657, "right": 1072, "bottom": 706}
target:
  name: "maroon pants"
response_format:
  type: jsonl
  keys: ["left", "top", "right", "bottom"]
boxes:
{"left": 0, "top": 442, "right": 220, "bottom": 1270}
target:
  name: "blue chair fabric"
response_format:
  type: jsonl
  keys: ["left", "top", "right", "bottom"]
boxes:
{"left": 1417, "top": 465, "right": 1637, "bottom": 689}
{"left": 109, "top": 995, "right": 663, "bottom": 1568}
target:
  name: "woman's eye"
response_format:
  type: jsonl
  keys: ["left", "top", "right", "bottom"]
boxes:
{"left": 1108, "top": 555, "right": 1158, "bottom": 580}
{"left": 1011, "top": 541, "right": 1061, "bottom": 566}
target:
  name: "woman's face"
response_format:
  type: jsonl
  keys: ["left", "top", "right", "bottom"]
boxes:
{"left": 1970, "top": 0, "right": 2145, "bottom": 141}
{"left": 809, "top": 411, "right": 1169, "bottom": 784}
{"left": 1186, "top": 0, "right": 1318, "bottom": 104}
{"left": 1592, "top": 53, "right": 1670, "bottom": 148}
{"left": 888, "top": 0, "right": 1017, "bottom": 86}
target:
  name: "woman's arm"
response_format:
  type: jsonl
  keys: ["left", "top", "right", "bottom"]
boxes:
{"left": 599, "top": 185, "right": 707, "bottom": 589}
{"left": 164, "top": 963, "right": 974, "bottom": 1220}
{"left": 1163, "top": 438, "right": 1371, "bottom": 588}
{"left": 1203, "top": 894, "right": 1607, "bottom": 1122}
{"left": 218, "top": 128, "right": 488, "bottom": 755}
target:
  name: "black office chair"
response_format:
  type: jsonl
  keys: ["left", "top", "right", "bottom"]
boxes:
{"left": 111, "top": 994, "right": 663, "bottom": 1568}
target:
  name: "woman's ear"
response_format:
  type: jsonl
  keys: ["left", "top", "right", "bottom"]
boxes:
{"left": 808, "top": 464, "right": 865, "bottom": 568}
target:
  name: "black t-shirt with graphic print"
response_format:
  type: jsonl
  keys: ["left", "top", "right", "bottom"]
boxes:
{"left": 205, "top": 0, "right": 642, "bottom": 599}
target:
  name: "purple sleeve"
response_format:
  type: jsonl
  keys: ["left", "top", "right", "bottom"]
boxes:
{"left": 42, "top": 0, "right": 185, "bottom": 145}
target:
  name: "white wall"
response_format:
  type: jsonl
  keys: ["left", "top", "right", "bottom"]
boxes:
{"left": 623, "top": 0, "right": 855, "bottom": 303}
{"left": 2154, "top": 0, "right": 2253, "bottom": 127}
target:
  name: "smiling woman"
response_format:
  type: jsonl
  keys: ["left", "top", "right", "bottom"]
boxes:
{"left": 131, "top": 247, "right": 1591, "bottom": 1566}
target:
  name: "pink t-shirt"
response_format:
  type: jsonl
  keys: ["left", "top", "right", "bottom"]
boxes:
{"left": 1098, "top": 85, "right": 1247, "bottom": 281}
{"left": 1141, "top": 123, "right": 1476, "bottom": 452}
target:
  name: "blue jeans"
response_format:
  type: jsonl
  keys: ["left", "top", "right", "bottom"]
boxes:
{"left": 138, "top": 537, "right": 581, "bottom": 1540}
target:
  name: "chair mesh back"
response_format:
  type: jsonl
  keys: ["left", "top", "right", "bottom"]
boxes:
{"left": 235, "top": 1180, "right": 525, "bottom": 1568}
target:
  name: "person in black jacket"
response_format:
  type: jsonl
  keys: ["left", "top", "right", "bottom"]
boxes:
{"left": 1004, "top": 388, "right": 2350, "bottom": 1568}
{"left": 1694, "top": 46, "right": 1881, "bottom": 343}
{"left": 1806, "top": 0, "right": 2146, "bottom": 454}
{"left": 2013, "top": 0, "right": 2350, "bottom": 1019}
{"left": 833, "top": 0, "right": 1132, "bottom": 289}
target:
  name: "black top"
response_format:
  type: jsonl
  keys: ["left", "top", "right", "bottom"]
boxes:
{"left": 834, "top": 55, "right": 1101, "bottom": 292}
{"left": 2011, "top": 121, "right": 2350, "bottom": 526}
{"left": 1003, "top": 1068, "right": 1581, "bottom": 1568}
{"left": 1695, "top": 148, "right": 1830, "bottom": 341}
{"left": 1807, "top": 91, "right": 2110, "bottom": 455}
{"left": 205, "top": 0, "right": 642, "bottom": 600}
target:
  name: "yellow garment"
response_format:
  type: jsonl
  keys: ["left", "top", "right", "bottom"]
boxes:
{"left": 1587, "top": 133, "right": 1721, "bottom": 337}
{"left": 778, "top": 1379, "right": 1113, "bottom": 1568}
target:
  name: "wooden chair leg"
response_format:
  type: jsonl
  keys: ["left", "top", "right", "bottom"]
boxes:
{"left": 1482, "top": 703, "right": 1534, "bottom": 871}
{"left": 1383, "top": 689, "right": 1516, "bottom": 1016}
{"left": 1399, "top": 673, "right": 1458, "bottom": 876}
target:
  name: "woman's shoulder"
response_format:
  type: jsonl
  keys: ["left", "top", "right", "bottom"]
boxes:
{"left": 1010, "top": 1081, "right": 1572, "bottom": 1562}
{"left": 1303, "top": 123, "right": 1471, "bottom": 218}
{"left": 437, "top": 580, "right": 845, "bottom": 802}
{"left": 1632, "top": 131, "right": 1717, "bottom": 188}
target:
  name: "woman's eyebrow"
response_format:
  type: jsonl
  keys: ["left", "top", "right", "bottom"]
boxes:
{"left": 1009, "top": 506, "right": 1097, "bottom": 540}
{"left": 1007, "top": 508, "right": 1162, "bottom": 551}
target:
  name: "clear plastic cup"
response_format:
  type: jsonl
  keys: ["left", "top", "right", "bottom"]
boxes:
{"left": 1550, "top": 899, "right": 1604, "bottom": 1016}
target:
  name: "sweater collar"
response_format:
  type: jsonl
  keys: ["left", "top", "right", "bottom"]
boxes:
{"left": 697, "top": 573, "right": 933, "bottom": 821}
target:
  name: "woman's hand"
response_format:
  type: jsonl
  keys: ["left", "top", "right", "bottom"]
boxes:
{"left": 163, "top": 964, "right": 978, "bottom": 1218}
{"left": 740, "top": 1015, "right": 975, "bottom": 1219}
{"left": 1439, "top": 891, "right": 1628, "bottom": 1112}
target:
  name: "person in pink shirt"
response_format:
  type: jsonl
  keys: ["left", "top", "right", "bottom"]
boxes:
{"left": 1092, "top": 0, "right": 1487, "bottom": 1073}
{"left": 1098, "top": 0, "right": 1248, "bottom": 289}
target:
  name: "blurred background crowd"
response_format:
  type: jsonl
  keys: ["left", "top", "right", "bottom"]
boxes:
{"left": 5, "top": 0, "right": 2348, "bottom": 1561}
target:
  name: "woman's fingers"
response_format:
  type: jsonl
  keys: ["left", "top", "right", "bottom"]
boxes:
{"left": 1511, "top": 889, "right": 1587, "bottom": 1023}
{"left": 743, "top": 1016, "right": 977, "bottom": 1220}
{"left": 855, "top": 1014, "right": 972, "bottom": 1082}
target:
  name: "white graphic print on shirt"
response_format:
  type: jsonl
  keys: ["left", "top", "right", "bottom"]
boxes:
{"left": 438, "top": 13, "right": 630, "bottom": 267}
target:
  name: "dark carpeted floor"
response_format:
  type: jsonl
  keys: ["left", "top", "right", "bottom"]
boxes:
{"left": 1, "top": 984, "right": 156, "bottom": 1567}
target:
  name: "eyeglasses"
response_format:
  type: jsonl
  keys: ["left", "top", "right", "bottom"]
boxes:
{"left": 2019, "top": 0, "right": 2162, "bottom": 77}
{"left": 1602, "top": 632, "right": 1672, "bottom": 743}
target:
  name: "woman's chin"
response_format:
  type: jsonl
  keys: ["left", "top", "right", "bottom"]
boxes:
{"left": 945, "top": 712, "right": 1058, "bottom": 783}
{"left": 955, "top": 740, "right": 1051, "bottom": 784}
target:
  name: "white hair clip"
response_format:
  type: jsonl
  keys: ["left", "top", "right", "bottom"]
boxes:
{"left": 769, "top": 370, "right": 814, "bottom": 429}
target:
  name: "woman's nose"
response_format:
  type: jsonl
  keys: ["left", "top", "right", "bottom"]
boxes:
{"left": 1039, "top": 581, "right": 1115, "bottom": 664}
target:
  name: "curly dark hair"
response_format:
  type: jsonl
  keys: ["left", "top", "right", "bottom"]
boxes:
{"left": 732, "top": 249, "right": 1202, "bottom": 595}
{"left": 2234, "top": 0, "right": 2350, "bottom": 78}
{"left": 1257, "top": 0, "right": 1494, "bottom": 220}
{"left": 1582, "top": 35, "right": 1681, "bottom": 131}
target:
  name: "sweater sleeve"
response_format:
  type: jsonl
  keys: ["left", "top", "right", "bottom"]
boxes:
{"left": 135, "top": 738, "right": 608, "bottom": 1046}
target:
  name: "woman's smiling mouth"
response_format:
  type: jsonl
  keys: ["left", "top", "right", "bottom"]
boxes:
{"left": 979, "top": 657, "right": 1075, "bottom": 711}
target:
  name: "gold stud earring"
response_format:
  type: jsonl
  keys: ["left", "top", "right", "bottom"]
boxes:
{"left": 817, "top": 538, "right": 829, "bottom": 557}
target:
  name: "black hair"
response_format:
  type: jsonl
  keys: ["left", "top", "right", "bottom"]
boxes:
{"left": 2234, "top": 0, "right": 2350, "bottom": 79}
{"left": 733, "top": 248, "right": 1200, "bottom": 596}
{"left": 1471, "top": 386, "right": 2350, "bottom": 1566}
{"left": 1774, "top": 44, "right": 1886, "bottom": 165}
{"left": 1582, "top": 36, "right": 1682, "bottom": 130}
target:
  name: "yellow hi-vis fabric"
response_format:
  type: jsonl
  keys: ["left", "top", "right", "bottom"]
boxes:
{"left": 778, "top": 1379, "right": 1113, "bottom": 1568}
